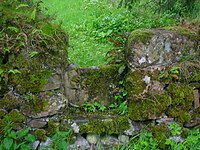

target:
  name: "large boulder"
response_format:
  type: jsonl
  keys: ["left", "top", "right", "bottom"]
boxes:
{"left": 126, "top": 27, "right": 199, "bottom": 70}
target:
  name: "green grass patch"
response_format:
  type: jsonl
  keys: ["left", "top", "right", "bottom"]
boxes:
{"left": 41, "top": 0, "right": 178, "bottom": 66}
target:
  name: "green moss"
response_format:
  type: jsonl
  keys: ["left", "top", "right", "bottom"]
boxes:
{"left": 47, "top": 120, "right": 59, "bottom": 136}
{"left": 80, "top": 116, "right": 129, "bottom": 134}
{"left": 151, "top": 124, "right": 170, "bottom": 149}
{"left": 167, "top": 84, "right": 194, "bottom": 122}
{"left": 0, "top": 95, "right": 19, "bottom": 111}
{"left": 0, "top": 109, "right": 7, "bottom": 118}
{"left": 128, "top": 29, "right": 154, "bottom": 45}
{"left": 11, "top": 69, "right": 53, "bottom": 94}
{"left": 80, "top": 65, "right": 121, "bottom": 105}
{"left": 34, "top": 129, "right": 47, "bottom": 141}
{"left": 22, "top": 93, "right": 48, "bottom": 114}
{"left": 0, "top": 119, "right": 3, "bottom": 135}
{"left": 6, "top": 110, "right": 25, "bottom": 123}
{"left": 0, "top": 0, "right": 68, "bottom": 97}
{"left": 124, "top": 70, "right": 146, "bottom": 96}
{"left": 128, "top": 94, "right": 171, "bottom": 120}
{"left": 163, "top": 26, "right": 197, "bottom": 39}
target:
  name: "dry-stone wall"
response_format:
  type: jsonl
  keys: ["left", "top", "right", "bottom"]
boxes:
{"left": 1, "top": 26, "right": 200, "bottom": 149}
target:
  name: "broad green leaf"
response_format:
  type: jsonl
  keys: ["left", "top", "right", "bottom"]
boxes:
{"left": 20, "top": 144, "right": 31, "bottom": 150}
{"left": 25, "top": 134, "right": 36, "bottom": 143}
{"left": 3, "top": 138, "right": 13, "bottom": 150}
{"left": 17, "top": 128, "right": 30, "bottom": 138}
{"left": 0, "top": 69, "right": 4, "bottom": 76}
{"left": 8, "top": 131, "right": 17, "bottom": 139}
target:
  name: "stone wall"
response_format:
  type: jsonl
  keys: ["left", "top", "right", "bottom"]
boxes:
{"left": 0, "top": 26, "right": 200, "bottom": 149}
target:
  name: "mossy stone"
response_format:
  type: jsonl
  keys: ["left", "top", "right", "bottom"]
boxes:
{"left": 163, "top": 26, "right": 197, "bottom": 40}
{"left": 6, "top": 109, "right": 25, "bottom": 123}
{"left": 47, "top": 120, "right": 59, "bottom": 136}
{"left": 167, "top": 84, "right": 194, "bottom": 122}
{"left": 128, "top": 94, "right": 171, "bottom": 120}
{"left": 124, "top": 70, "right": 146, "bottom": 96}
{"left": 21, "top": 93, "right": 48, "bottom": 114}
{"left": 0, "top": 109, "right": 7, "bottom": 118}
{"left": 79, "top": 65, "right": 121, "bottom": 105}
{"left": 34, "top": 129, "right": 47, "bottom": 141}
{"left": 80, "top": 116, "right": 129, "bottom": 134}
{"left": 128, "top": 29, "right": 154, "bottom": 46}
{"left": 0, "top": 95, "right": 19, "bottom": 111}
{"left": 151, "top": 124, "right": 170, "bottom": 149}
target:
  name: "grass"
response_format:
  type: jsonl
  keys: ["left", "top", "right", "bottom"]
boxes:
{"left": 41, "top": 0, "right": 199, "bottom": 67}
{"left": 41, "top": 0, "right": 119, "bottom": 67}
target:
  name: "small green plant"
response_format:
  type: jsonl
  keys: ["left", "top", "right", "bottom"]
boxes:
{"left": 114, "top": 80, "right": 128, "bottom": 101}
{"left": 108, "top": 102, "right": 118, "bottom": 109}
{"left": 0, "top": 116, "right": 36, "bottom": 150}
{"left": 0, "top": 69, "right": 4, "bottom": 79}
{"left": 169, "top": 122, "right": 182, "bottom": 136}
{"left": 51, "top": 130, "right": 72, "bottom": 150}
{"left": 82, "top": 102, "right": 106, "bottom": 112}
{"left": 165, "top": 122, "right": 185, "bottom": 150}
{"left": 184, "top": 129, "right": 200, "bottom": 149}
{"left": 118, "top": 100, "right": 128, "bottom": 115}
{"left": 159, "top": 66, "right": 180, "bottom": 80}
{"left": 127, "top": 131, "right": 159, "bottom": 150}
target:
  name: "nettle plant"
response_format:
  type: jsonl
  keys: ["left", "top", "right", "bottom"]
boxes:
{"left": 0, "top": 116, "right": 36, "bottom": 150}
{"left": 109, "top": 80, "right": 128, "bottom": 115}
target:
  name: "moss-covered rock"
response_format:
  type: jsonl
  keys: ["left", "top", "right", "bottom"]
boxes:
{"left": 34, "top": 129, "right": 47, "bottom": 141}
{"left": 126, "top": 28, "right": 199, "bottom": 69}
{"left": 0, "top": 95, "right": 19, "bottom": 111}
{"left": 128, "top": 94, "right": 171, "bottom": 120}
{"left": 166, "top": 84, "right": 194, "bottom": 122}
{"left": 21, "top": 92, "right": 48, "bottom": 114}
{"left": 6, "top": 109, "right": 25, "bottom": 123}
{"left": 65, "top": 65, "right": 122, "bottom": 106}
{"left": 128, "top": 29, "right": 154, "bottom": 45}
{"left": 151, "top": 124, "right": 170, "bottom": 149}
{"left": 124, "top": 70, "right": 146, "bottom": 96}
{"left": 80, "top": 116, "right": 130, "bottom": 134}
{"left": 47, "top": 120, "right": 59, "bottom": 136}
{"left": 163, "top": 26, "right": 197, "bottom": 39}
{"left": 0, "top": 0, "right": 68, "bottom": 98}
{"left": 0, "top": 109, "right": 7, "bottom": 118}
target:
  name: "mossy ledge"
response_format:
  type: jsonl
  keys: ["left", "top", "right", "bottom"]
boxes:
{"left": 80, "top": 115, "right": 130, "bottom": 134}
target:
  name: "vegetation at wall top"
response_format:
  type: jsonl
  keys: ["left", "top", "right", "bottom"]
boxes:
{"left": 41, "top": 0, "right": 200, "bottom": 66}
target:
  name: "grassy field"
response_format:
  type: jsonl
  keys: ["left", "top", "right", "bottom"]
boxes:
{"left": 42, "top": 0, "right": 199, "bottom": 67}
{"left": 42, "top": 0, "right": 118, "bottom": 66}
